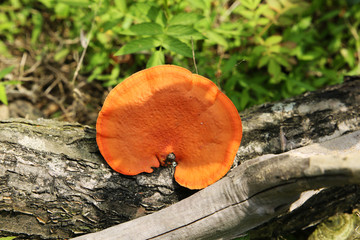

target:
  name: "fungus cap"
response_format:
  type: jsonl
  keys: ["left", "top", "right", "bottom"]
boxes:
{"left": 96, "top": 65, "right": 242, "bottom": 189}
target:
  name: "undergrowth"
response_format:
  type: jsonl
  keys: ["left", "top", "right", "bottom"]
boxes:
{"left": 0, "top": 0, "right": 359, "bottom": 111}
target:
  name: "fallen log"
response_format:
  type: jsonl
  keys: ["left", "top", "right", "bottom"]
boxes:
{"left": 0, "top": 77, "right": 359, "bottom": 239}
{"left": 73, "top": 131, "right": 360, "bottom": 240}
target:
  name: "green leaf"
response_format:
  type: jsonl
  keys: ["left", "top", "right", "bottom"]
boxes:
{"left": 115, "top": 37, "right": 160, "bottom": 55}
{"left": 222, "top": 55, "right": 238, "bottom": 76}
{"left": 1, "top": 80, "right": 21, "bottom": 85}
{"left": 0, "top": 66, "right": 15, "bottom": 79}
{"left": 166, "top": 25, "right": 200, "bottom": 37}
{"left": 87, "top": 66, "right": 103, "bottom": 82}
{"left": 268, "top": 44, "right": 281, "bottom": 53}
{"left": 293, "top": 80, "right": 316, "bottom": 91}
{"left": 0, "top": 237, "right": 17, "bottom": 240}
{"left": 268, "top": 59, "right": 281, "bottom": 78}
{"left": 257, "top": 17, "right": 270, "bottom": 26}
{"left": 223, "top": 75, "right": 238, "bottom": 92}
{"left": 239, "top": 89, "right": 250, "bottom": 110}
{"left": 54, "top": 3, "right": 70, "bottom": 18}
{"left": 241, "top": 0, "right": 261, "bottom": 10}
{"left": 258, "top": 55, "right": 270, "bottom": 68}
{"left": 239, "top": 8, "right": 254, "bottom": 19}
{"left": 264, "top": 35, "right": 282, "bottom": 46}
{"left": 298, "top": 16, "right": 312, "bottom": 29}
{"left": 273, "top": 55, "right": 291, "bottom": 69}
{"left": 168, "top": 12, "right": 202, "bottom": 25}
{"left": 145, "top": 5, "right": 159, "bottom": 21}
{"left": 252, "top": 45, "right": 267, "bottom": 57}
{"left": 227, "top": 90, "right": 243, "bottom": 110}
{"left": 54, "top": 48, "right": 70, "bottom": 62}
{"left": 147, "top": 6, "right": 166, "bottom": 26}
{"left": 102, "top": 18, "right": 124, "bottom": 32}
{"left": 270, "top": 75, "right": 282, "bottom": 84}
{"left": 162, "top": 36, "right": 192, "bottom": 57}
{"left": 38, "top": 0, "right": 53, "bottom": 7}
{"left": 10, "top": 0, "right": 21, "bottom": 8}
{"left": 147, "top": 50, "right": 165, "bottom": 67}
{"left": 110, "top": 66, "right": 120, "bottom": 80}
{"left": 250, "top": 83, "right": 270, "bottom": 96}
{"left": 206, "top": 31, "right": 228, "bottom": 48}
{"left": 0, "top": 84, "right": 8, "bottom": 105}
{"left": 267, "top": 0, "right": 282, "bottom": 12}
{"left": 53, "top": 0, "right": 91, "bottom": 7}
{"left": 317, "top": 10, "right": 340, "bottom": 23}
{"left": 96, "top": 32, "right": 109, "bottom": 45}
{"left": 114, "top": 0, "right": 127, "bottom": 13}
{"left": 86, "top": 52, "right": 108, "bottom": 69}
{"left": 0, "top": 41, "right": 12, "bottom": 58}
{"left": 129, "top": 22, "right": 163, "bottom": 35}
{"left": 261, "top": 5, "right": 276, "bottom": 20}
{"left": 277, "top": 15, "right": 293, "bottom": 26}
{"left": 340, "top": 48, "right": 355, "bottom": 68}
{"left": 31, "top": 12, "right": 43, "bottom": 45}
{"left": 297, "top": 51, "right": 320, "bottom": 61}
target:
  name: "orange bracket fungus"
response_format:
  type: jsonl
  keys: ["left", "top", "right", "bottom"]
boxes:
{"left": 96, "top": 65, "right": 242, "bottom": 189}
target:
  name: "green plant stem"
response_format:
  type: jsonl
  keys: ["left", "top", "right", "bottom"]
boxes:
{"left": 72, "top": 0, "right": 103, "bottom": 85}
{"left": 164, "top": 0, "right": 170, "bottom": 19}
{"left": 191, "top": 37, "right": 198, "bottom": 74}
{"left": 345, "top": 19, "right": 360, "bottom": 67}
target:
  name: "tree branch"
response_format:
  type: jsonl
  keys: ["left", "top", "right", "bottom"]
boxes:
{"left": 0, "top": 78, "right": 359, "bottom": 239}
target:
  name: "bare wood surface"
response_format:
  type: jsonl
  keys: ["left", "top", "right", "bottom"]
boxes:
{"left": 73, "top": 131, "right": 360, "bottom": 240}
{"left": 0, "top": 119, "right": 183, "bottom": 239}
{"left": 0, "top": 78, "right": 359, "bottom": 239}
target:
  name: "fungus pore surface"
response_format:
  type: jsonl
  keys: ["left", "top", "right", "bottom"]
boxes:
{"left": 96, "top": 65, "right": 242, "bottom": 189}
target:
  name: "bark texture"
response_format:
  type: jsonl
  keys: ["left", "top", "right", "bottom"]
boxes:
{"left": 72, "top": 131, "right": 360, "bottom": 240}
{"left": 0, "top": 119, "right": 185, "bottom": 239}
{"left": 0, "top": 78, "right": 359, "bottom": 239}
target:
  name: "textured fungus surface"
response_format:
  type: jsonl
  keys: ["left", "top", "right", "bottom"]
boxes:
{"left": 96, "top": 65, "right": 242, "bottom": 189}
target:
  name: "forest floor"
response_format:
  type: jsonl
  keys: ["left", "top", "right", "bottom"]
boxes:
{"left": 0, "top": 34, "right": 107, "bottom": 126}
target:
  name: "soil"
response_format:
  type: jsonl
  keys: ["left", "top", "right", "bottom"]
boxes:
{"left": 0, "top": 35, "right": 110, "bottom": 126}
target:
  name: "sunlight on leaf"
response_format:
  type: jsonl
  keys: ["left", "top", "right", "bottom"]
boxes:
{"left": 206, "top": 31, "right": 228, "bottom": 48}
{"left": 31, "top": 12, "right": 43, "bottom": 45}
{"left": 166, "top": 25, "right": 201, "bottom": 38}
{"left": 129, "top": 22, "right": 163, "bottom": 35}
{"left": 0, "top": 84, "right": 8, "bottom": 105}
{"left": 162, "top": 36, "right": 192, "bottom": 57}
{"left": 264, "top": 35, "right": 282, "bottom": 46}
{"left": 54, "top": 0, "right": 91, "bottom": 7}
{"left": 147, "top": 50, "right": 165, "bottom": 68}
{"left": 168, "top": 12, "right": 202, "bottom": 25}
{"left": 0, "top": 66, "right": 15, "bottom": 79}
{"left": 115, "top": 37, "right": 161, "bottom": 55}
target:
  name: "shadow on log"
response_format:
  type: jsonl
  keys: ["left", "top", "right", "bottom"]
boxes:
{"left": 73, "top": 131, "right": 360, "bottom": 240}
{"left": 0, "top": 78, "right": 359, "bottom": 239}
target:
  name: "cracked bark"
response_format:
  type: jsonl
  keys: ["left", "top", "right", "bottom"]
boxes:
{"left": 73, "top": 133, "right": 360, "bottom": 240}
{"left": 0, "top": 77, "right": 360, "bottom": 239}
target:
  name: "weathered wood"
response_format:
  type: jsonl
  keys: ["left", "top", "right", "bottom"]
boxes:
{"left": 0, "top": 78, "right": 359, "bottom": 239}
{"left": 0, "top": 119, "right": 184, "bottom": 239}
{"left": 72, "top": 131, "right": 360, "bottom": 240}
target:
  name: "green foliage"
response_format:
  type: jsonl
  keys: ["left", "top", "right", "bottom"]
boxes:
{"left": 0, "top": 0, "right": 359, "bottom": 110}
{"left": 0, "top": 237, "right": 17, "bottom": 240}
{"left": 0, "top": 66, "right": 21, "bottom": 105}
{"left": 114, "top": 2, "right": 204, "bottom": 66}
